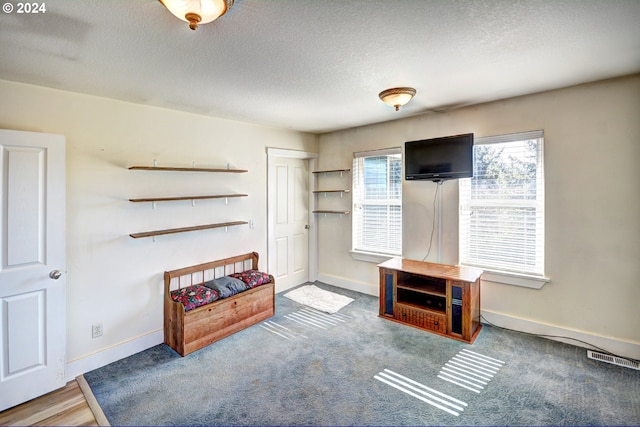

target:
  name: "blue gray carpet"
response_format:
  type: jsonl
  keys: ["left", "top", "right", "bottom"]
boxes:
{"left": 84, "top": 282, "right": 640, "bottom": 426}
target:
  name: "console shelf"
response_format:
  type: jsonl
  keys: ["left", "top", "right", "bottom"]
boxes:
{"left": 378, "top": 258, "right": 483, "bottom": 343}
{"left": 397, "top": 280, "right": 446, "bottom": 297}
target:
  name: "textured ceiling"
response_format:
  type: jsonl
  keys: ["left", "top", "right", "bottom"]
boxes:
{"left": 1, "top": 0, "right": 639, "bottom": 134}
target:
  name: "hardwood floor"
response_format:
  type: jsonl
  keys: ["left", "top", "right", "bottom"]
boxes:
{"left": 0, "top": 377, "right": 108, "bottom": 426}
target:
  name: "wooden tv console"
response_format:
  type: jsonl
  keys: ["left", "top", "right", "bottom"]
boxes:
{"left": 378, "top": 258, "right": 483, "bottom": 344}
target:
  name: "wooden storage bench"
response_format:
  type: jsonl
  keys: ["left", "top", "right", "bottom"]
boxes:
{"left": 164, "top": 252, "right": 275, "bottom": 356}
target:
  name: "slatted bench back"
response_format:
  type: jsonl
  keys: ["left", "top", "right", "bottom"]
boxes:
{"left": 164, "top": 252, "right": 259, "bottom": 292}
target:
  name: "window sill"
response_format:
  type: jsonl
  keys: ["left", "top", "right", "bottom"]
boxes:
{"left": 350, "top": 250, "right": 397, "bottom": 264}
{"left": 476, "top": 269, "right": 550, "bottom": 289}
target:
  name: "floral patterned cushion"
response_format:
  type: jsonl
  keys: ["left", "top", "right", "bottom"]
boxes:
{"left": 229, "top": 270, "right": 272, "bottom": 289}
{"left": 171, "top": 285, "right": 219, "bottom": 312}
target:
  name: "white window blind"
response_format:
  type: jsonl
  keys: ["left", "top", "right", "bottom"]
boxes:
{"left": 459, "top": 130, "right": 545, "bottom": 277}
{"left": 352, "top": 148, "right": 402, "bottom": 256}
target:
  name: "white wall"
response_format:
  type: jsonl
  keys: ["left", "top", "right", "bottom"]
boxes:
{"left": 1, "top": 75, "right": 638, "bottom": 373}
{"left": 0, "top": 79, "right": 318, "bottom": 376}
{"left": 317, "top": 75, "right": 640, "bottom": 358}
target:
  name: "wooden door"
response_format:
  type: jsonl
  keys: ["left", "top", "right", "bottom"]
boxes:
{"left": 273, "top": 157, "right": 309, "bottom": 291}
{"left": 0, "top": 129, "right": 66, "bottom": 411}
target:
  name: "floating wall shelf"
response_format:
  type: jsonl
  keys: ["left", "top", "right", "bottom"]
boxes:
{"left": 312, "top": 190, "right": 351, "bottom": 194}
{"left": 129, "top": 194, "right": 248, "bottom": 203}
{"left": 312, "top": 169, "right": 351, "bottom": 174}
{"left": 128, "top": 162, "right": 248, "bottom": 238}
{"left": 129, "top": 166, "right": 248, "bottom": 173}
{"left": 312, "top": 210, "right": 351, "bottom": 215}
{"left": 130, "top": 221, "right": 248, "bottom": 239}
{"left": 313, "top": 168, "right": 351, "bottom": 213}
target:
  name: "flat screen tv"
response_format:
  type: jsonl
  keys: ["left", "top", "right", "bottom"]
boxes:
{"left": 405, "top": 133, "right": 474, "bottom": 181}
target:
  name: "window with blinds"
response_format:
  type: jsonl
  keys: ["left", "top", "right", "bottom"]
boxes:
{"left": 459, "top": 130, "right": 545, "bottom": 277}
{"left": 352, "top": 148, "right": 402, "bottom": 256}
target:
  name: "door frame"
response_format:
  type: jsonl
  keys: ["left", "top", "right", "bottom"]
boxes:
{"left": 266, "top": 148, "right": 318, "bottom": 291}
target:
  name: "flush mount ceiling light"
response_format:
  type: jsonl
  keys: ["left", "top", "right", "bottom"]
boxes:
{"left": 379, "top": 87, "right": 417, "bottom": 111}
{"left": 160, "top": 0, "right": 234, "bottom": 31}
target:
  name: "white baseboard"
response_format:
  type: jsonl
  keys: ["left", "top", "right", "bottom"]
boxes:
{"left": 481, "top": 309, "right": 640, "bottom": 361}
{"left": 317, "top": 273, "right": 379, "bottom": 297}
{"left": 65, "top": 330, "right": 164, "bottom": 382}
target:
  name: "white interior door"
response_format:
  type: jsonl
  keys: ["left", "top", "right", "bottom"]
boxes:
{"left": 0, "top": 129, "right": 66, "bottom": 411}
{"left": 273, "top": 157, "right": 309, "bottom": 291}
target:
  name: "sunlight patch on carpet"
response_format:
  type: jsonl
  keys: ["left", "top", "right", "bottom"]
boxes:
{"left": 260, "top": 320, "right": 309, "bottom": 340}
{"left": 284, "top": 284, "right": 354, "bottom": 313}
{"left": 261, "top": 307, "right": 352, "bottom": 340}
{"left": 374, "top": 369, "right": 467, "bottom": 416}
{"left": 438, "top": 349, "right": 505, "bottom": 393}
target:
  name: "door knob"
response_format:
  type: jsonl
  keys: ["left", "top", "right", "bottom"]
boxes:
{"left": 304, "top": 224, "right": 310, "bottom": 230}
{"left": 49, "top": 270, "right": 62, "bottom": 280}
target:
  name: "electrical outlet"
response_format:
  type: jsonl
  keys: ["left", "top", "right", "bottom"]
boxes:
{"left": 92, "top": 323, "right": 103, "bottom": 338}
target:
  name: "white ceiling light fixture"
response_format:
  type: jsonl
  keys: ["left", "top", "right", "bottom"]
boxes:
{"left": 379, "top": 87, "right": 417, "bottom": 111}
{"left": 160, "top": 0, "right": 234, "bottom": 31}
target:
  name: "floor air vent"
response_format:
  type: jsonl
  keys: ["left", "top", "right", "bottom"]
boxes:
{"left": 587, "top": 350, "right": 639, "bottom": 370}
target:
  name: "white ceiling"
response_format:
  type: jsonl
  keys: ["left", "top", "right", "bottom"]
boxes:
{"left": 1, "top": 0, "right": 639, "bottom": 134}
